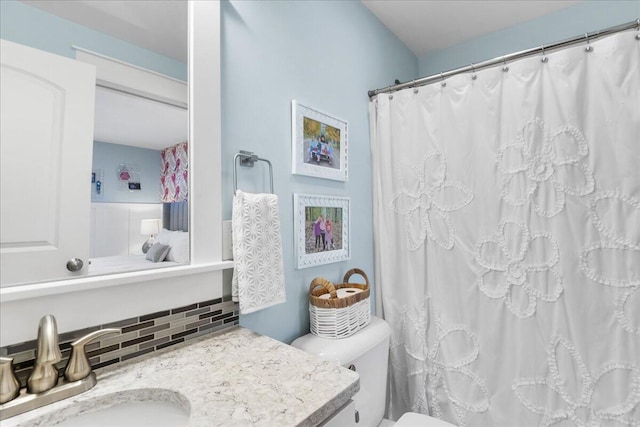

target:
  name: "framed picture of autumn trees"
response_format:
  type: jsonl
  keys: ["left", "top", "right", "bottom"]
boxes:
{"left": 294, "top": 193, "right": 350, "bottom": 268}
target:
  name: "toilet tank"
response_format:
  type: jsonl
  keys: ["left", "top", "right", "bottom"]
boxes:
{"left": 291, "top": 316, "right": 391, "bottom": 427}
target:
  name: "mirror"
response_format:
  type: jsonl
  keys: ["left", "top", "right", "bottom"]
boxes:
{"left": 0, "top": 0, "right": 189, "bottom": 285}
{"left": 88, "top": 87, "right": 188, "bottom": 276}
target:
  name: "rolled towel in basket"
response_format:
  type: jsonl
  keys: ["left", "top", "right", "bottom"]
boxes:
{"left": 308, "top": 269, "right": 371, "bottom": 338}
{"left": 232, "top": 190, "right": 286, "bottom": 314}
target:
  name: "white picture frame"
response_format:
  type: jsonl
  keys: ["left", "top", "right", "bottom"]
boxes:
{"left": 291, "top": 100, "right": 348, "bottom": 181}
{"left": 294, "top": 193, "right": 350, "bottom": 269}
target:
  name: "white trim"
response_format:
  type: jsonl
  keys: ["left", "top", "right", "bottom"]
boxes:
{"left": 72, "top": 46, "right": 187, "bottom": 84}
{"left": 74, "top": 47, "right": 187, "bottom": 108}
{"left": 189, "top": 0, "right": 222, "bottom": 264}
{"left": 0, "top": 261, "right": 234, "bottom": 302}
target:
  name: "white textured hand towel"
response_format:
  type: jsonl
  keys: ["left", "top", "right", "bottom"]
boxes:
{"left": 232, "top": 190, "right": 286, "bottom": 314}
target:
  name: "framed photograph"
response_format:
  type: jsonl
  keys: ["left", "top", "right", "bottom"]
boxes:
{"left": 294, "top": 193, "right": 350, "bottom": 269}
{"left": 291, "top": 100, "right": 348, "bottom": 181}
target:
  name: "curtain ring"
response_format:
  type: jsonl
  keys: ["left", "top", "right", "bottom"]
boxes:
{"left": 541, "top": 45, "right": 548, "bottom": 63}
{"left": 471, "top": 63, "right": 477, "bottom": 80}
{"left": 502, "top": 56, "right": 509, "bottom": 72}
{"left": 584, "top": 33, "right": 593, "bottom": 52}
{"left": 440, "top": 72, "right": 446, "bottom": 87}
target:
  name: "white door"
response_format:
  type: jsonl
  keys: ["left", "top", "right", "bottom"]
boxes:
{"left": 1, "top": 39, "right": 96, "bottom": 287}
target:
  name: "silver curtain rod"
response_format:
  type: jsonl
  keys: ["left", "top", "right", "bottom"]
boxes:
{"left": 368, "top": 18, "right": 640, "bottom": 98}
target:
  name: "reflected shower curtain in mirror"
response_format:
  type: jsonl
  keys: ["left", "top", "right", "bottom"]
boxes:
{"left": 161, "top": 141, "right": 188, "bottom": 202}
{"left": 370, "top": 30, "right": 639, "bottom": 426}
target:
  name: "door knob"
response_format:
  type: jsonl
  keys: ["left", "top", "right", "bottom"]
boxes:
{"left": 66, "top": 258, "right": 84, "bottom": 272}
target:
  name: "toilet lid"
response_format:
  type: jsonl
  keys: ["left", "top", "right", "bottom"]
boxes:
{"left": 395, "top": 412, "right": 456, "bottom": 427}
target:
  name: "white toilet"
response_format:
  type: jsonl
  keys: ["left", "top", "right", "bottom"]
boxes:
{"left": 291, "top": 316, "right": 455, "bottom": 427}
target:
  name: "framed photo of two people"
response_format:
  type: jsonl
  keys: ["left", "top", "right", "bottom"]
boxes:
{"left": 294, "top": 193, "right": 350, "bottom": 269}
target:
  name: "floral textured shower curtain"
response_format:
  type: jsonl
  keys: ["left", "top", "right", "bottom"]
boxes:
{"left": 370, "top": 30, "right": 639, "bottom": 426}
{"left": 161, "top": 141, "right": 188, "bottom": 202}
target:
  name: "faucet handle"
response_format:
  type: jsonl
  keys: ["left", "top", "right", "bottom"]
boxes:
{"left": 64, "top": 328, "right": 120, "bottom": 382}
{"left": 0, "top": 357, "right": 21, "bottom": 404}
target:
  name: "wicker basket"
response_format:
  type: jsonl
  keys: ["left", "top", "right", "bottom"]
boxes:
{"left": 308, "top": 268, "right": 371, "bottom": 339}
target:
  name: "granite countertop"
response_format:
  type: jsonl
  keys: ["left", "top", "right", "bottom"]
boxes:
{"left": 5, "top": 327, "right": 360, "bottom": 427}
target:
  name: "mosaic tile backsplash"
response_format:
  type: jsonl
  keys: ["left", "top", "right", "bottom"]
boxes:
{"left": 0, "top": 297, "right": 239, "bottom": 388}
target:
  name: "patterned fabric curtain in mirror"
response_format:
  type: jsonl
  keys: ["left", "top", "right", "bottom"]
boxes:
{"left": 369, "top": 29, "right": 639, "bottom": 426}
{"left": 160, "top": 141, "right": 188, "bottom": 202}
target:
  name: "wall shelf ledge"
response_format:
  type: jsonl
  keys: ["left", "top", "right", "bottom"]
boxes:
{"left": 0, "top": 261, "right": 234, "bottom": 303}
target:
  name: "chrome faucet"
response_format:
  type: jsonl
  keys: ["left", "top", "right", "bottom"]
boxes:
{"left": 27, "top": 314, "right": 62, "bottom": 394}
{"left": 0, "top": 357, "right": 20, "bottom": 404}
{"left": 0, "top": 315, "right": 120, "bottom": 420}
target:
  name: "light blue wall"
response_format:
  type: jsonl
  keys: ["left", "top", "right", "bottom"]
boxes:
{"left": 91, "top": 141, "right": 161, "bottom": 204}
{"left": 419, "top": 0, "right": 640, "bottom": 76}
{"left": 221, "top": 0, "right": 418, "bottom": 343}
{"left": 0, "top": 0, "right": 186, "bottom": 80}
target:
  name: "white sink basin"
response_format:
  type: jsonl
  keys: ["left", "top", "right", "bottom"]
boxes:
{"left": 57, "top": 400, "right": 189, "bottom": 427}
{"left": 27, "top": 389, "right": 190, "bottom": 427}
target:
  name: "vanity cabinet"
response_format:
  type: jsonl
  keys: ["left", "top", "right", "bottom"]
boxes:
{"left": 0, "top": 39, "right": 96, "bottom": 287}
{"left": 320, "top": 399, "right": 357, "bottom": 426}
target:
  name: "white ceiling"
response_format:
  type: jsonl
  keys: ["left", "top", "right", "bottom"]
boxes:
{"left": 21, "top": 1, "right": 188, "bottom": 151}
{"left": 25, "top": 0, "right": 584, "bottom": 65}
{"left": 361, "top": 0, "right": 581, "bottom": 57}
{"left": 23, "top": 0, "right": 586, "bottom": 150}
{"left": 93, "top": 87, "right": 188, "bottom": 150}
{"left": 22, "top": 0, "right": 187, "bottom": 62}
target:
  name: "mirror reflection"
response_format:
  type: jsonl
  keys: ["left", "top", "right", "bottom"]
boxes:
{"left": 0, "top": 0, "right": 188, "bottom": 286}
{"left": 88, "top": 87, "right": 188, "bottom": 276}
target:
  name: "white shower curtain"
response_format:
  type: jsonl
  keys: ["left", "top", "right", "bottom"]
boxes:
{"left": 370, "top": 29, "right": 640, "bottom": 426}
